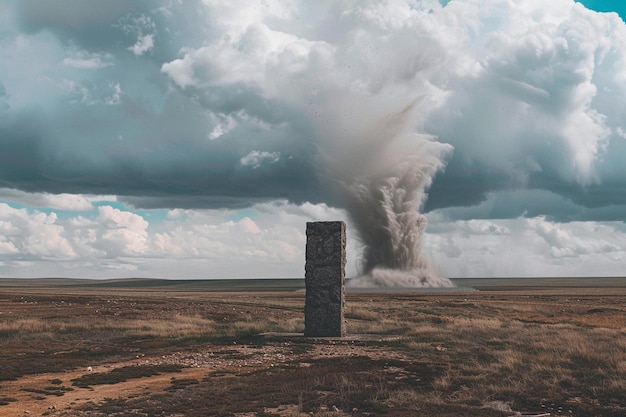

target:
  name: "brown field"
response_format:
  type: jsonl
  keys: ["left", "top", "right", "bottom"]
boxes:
{"left": 1, "top": 278, "right": 625, "bottom": 416}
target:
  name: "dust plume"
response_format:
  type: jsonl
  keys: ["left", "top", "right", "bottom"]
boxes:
{"left": 320, "top": 101, "right": 454, "bottom": 288}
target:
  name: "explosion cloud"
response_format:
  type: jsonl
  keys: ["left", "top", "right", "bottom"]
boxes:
{"left": 317, "top": 100, "right": 454, "bottom": 287}
{"left": 338, "top": 131, "right": 453, "bottom": 287}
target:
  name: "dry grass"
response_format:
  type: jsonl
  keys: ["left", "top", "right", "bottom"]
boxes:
{"left": 1, "top": 288, "right": 626, "bottom": 416}
{"left": 0, "top": 314, "right": 217, "bottom": 339}
{"left": 340, "top": 293, "right": 626, "bottom": 416}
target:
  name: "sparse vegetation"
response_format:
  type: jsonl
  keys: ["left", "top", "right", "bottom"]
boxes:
{"left": 0, "top": 284, "right": 625, "bottom": 416}
{"left": 21, "top": 385, "right": 74, "bottom": 397}
{"left": 0, "top": 397, "right": 17, "bottom": 406}
{"left": 71, "top": 364, "right": 183, "bottom": 388}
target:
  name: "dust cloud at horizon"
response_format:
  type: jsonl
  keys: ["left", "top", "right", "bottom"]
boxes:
{"left": 316, "top": 101, "right": 455, "bottom": 287}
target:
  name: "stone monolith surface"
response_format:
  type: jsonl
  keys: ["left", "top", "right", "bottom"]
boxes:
{"left": 304, "top": 221, "right": 346, "bottom": 337}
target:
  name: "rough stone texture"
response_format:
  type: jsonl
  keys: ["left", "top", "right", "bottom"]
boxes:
{"left": 304, "top": 221, "right": 346, "bottom": 337}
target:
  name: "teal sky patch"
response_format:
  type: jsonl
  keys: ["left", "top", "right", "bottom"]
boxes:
{"left": 228, "top": 208, "right": 258, "bottom": 222}
{"left": 576, "top": 0, "right": 626, "bottom": 20}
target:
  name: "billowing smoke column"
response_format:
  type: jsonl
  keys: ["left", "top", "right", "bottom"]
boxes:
{"left": 342, "top": 139, "right": 453, "bottom": 287}
{"left": 163, "top": 1, "right": 463, "bottom": 285}
{"left": 321, "top": 102, "right": 453, "bottom": 287}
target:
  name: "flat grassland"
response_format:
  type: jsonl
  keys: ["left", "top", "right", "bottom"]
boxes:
{"left": 1, "top": 278, "right": 625, "bottom": 416}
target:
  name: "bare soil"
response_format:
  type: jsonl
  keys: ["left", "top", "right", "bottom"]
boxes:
{"left": 1, "top": 280, "right": 625, "bottom": 416}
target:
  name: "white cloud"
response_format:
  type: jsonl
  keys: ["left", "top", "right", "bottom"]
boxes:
{"left": 22, "top": 212, "right": 77, "bottom": 259}
{"left": 0, "top": 188, "right": 116, "bottom": 211}
{"left": 529, "top": 216, "right": 621, "bottom": 258}
{"left": 97, "top": 206, "right": 148, "bottom": 232}
{"left": 166, "top": 209, "right": 186, "bottom": 220}
{"left": 240, "top": 151, "right": 280, "bottom": 168}
{"left": 463, "top": 220, "right": 510, "bottom": 236}
{"left": 425, "top": 214, "right": 626, "bottom": 278}
{"left": 62, "top": 57, "right": 110, "bottom": 69}
{"left": 0, "top": 239, "right": 18, "bottom": 255}
{"left": 129, "top": 34, "right": 155, "bottom": 56}
{"left": 100, "top": 228, "right": 148, "bottom": 256}
{"left": 237, "top": 217, "right": 261, "bottom": 234}
{"left": 0, "top": 199, "right": 354, "bottom": 279}
{"left": 161, "top": 8, "right": 313, "bottom": 89}
{"left": 119, "top": 13, "right": 156, "bottom": 56}
{"left": 105, "top": 82, "right": 122, "bottom": 105}
{"left": 208, "top": 115, "right": 237, "bottom": 140}
{"left": 426, "top": 0, "right": 625, "bottom": 187}
{"left": 44, "top": 194, "right": 93, "bottom": 211}
{"left": 1, "top": 196, "right": 624, "bottom": 280}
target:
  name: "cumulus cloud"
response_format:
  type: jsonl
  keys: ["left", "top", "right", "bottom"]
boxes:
{"left": 0, "top": 199, "right": 354, "bottom": 279}
{"left": 425, "top": 214, "right": 626, "bottom": 277}
{"left": 424, "top": 0, "right": 626, "bottom": 211}
{"left": 0, "top": 204, "right": 76, "bottom": 260}
{"left": 120, "top": 14, "right": 157, "bottom": 56}
{"left": 0, "top": 193, "right": 623, "bottom": 279}
{"left": 62, "top": 57, "right": 111, "bottom": 69}
{"left": 240, "top": 151, "right": 281, "bottom": 168}
{"left": 0, "top": 188, "right": 116, "bottom": 211}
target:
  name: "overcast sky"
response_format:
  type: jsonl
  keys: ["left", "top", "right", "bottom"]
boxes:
{"left": 1, "top": 0, "right": 626, "bottom": 280}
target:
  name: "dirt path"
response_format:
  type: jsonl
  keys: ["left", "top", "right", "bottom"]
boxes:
{"left": 2, "top": 358, "right": 206, "bottom": 416}
{"left": 3, "top": 341, "right": 406, "bottom": 416}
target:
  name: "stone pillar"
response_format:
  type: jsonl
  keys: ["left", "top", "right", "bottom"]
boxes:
{"left": 304, "top": 221, "right": 346, "bottom": 337}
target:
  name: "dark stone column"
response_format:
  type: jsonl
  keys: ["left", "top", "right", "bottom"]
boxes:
{"left": 304, "top": 221, "right": 346, "bottom": 337}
